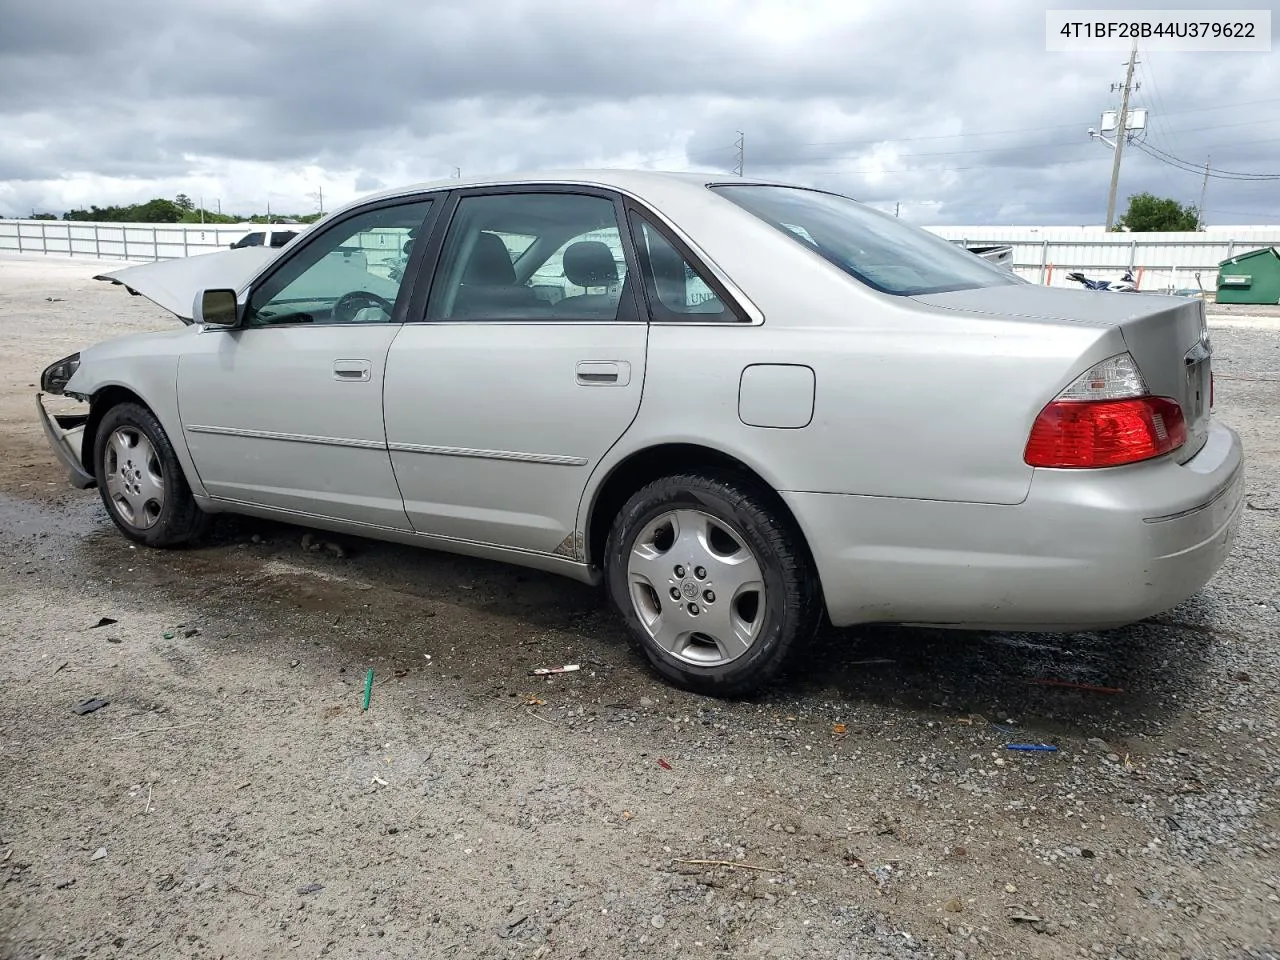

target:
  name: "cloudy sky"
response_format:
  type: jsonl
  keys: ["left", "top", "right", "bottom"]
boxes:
{"left": 2, "top": 0, "right": 1277, "bottom": 225}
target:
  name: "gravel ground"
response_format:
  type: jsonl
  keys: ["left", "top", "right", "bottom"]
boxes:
{"left": 1, "top": 254, "right": 1278, "bottom": 960}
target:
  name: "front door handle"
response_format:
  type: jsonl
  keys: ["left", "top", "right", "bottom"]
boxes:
{"left": 576, "top": 361, "right": 630, "bottom": 386}
{"left": 333, "top": 359, "right": 372, "bottom": 382}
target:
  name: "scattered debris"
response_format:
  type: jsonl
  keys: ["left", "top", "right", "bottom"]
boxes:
{"left": 672, "top": 858, "right": 779, "bottom": 873}
{"left": 943, "top": 898, "right": 963, "bottom": 913}
{"left": 52, "top": 661, "right": 68, "bottom": 675}
{"left": 106, "top": 636, "right": 122, "bottom": 644}
{"left": 1029, "top": 678, "right": 1124, "bottom": 694}
{"left": 72, "top": 698, "right": 109, "bottom": 716}
{"left": 297, "top": 882, "right": 324, "bottom": 896}
{"left": 91, "top": 617, "right": 117, "bottom": 629}
{"left": 848, "top": 658, "right": 896, "bottom": 666}
{"left": 372, "top": 776, "right": 388, "bottom": 787}
{"left": 523, "top": 696, "right": 546, "bottom": 706}
{"left": 1007, "top": 744, "right": 1058, "bottom": 753}
{"left": 290, "top": 659, "right": 300, "bottom": 669}
{"left": 1245, "top": 498, "right": 1277, "bottom": 512}
{"left": 498, "top": 915, "right": 528, "bottom": 939}
{"left": 362, "top": 669, "right": 374, "bottom": 711}
{"left": 46, "top": 296, "right": 65, "bottom": 302}
{"left": 163, "top": 632, "right": 174, "bottom": 640}
{"left": 1008, "top": 908, "right": 1043, "bottom": 924}
{"left": 831, "top": 723, "right": 848, "bottom": 736}
{"left": 657, "top": 758, "right": 673, "bottom": 770}
{"left": 183, "top": 628, "right": 200, "bottom": 638}
{"left": 529, "top": 664, "right": 580, "bottom": 676}
{"left": 90, "top": 848, "right": 106, "bottom": 861}
{"left": 145, "top": 783, "right": 153, "bottom": 814}
{"left": 302, "top": 533, "right": 347, "bottom": 557}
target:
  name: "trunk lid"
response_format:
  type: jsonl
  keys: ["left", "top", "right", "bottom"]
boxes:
{"left": 913, "top": 285, "right": 1213, "bottom": 462}
{"left": 93, "top": 247, "right": 278, "bottom": 323}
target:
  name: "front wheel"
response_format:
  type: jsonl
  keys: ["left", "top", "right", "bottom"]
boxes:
{"left": 604, "top": 472, "right": 821, "bottom": 697}
{"left": 94, "top": 402, "right": 208, "bottom": 547}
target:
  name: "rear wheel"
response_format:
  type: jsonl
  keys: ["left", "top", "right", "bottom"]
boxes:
{"left": 604, "top": 472, "right": 821, "bottom": 696}
{"left": 94, "top": 402, "right": 208, "bottom": 547}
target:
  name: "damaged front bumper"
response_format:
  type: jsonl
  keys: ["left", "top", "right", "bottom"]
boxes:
{"left": 36, "top": 393, "right": 96, "bottom": 489}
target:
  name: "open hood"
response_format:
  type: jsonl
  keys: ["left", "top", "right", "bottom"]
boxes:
{"left": 94, "top": 247, "right": 278, "bottom": 324}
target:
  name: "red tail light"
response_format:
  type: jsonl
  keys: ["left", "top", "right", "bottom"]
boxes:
{"left": 1025, "top": 396, "right": 1186, "bottom": 468}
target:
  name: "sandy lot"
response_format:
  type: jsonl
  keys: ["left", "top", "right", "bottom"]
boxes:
{"left": 1, "top": 254, "right": 1278, "bottom": 960}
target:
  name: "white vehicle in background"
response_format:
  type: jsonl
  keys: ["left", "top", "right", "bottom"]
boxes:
{"left": 230, "top": 226, "right": 303, "bottom": 250}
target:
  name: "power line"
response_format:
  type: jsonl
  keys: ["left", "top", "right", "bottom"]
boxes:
{"left": 801, "top": 155, "right": 1102, "bottom": 178}
{"left": 1132, "top": 140, "right": 1280, "bottom": 180}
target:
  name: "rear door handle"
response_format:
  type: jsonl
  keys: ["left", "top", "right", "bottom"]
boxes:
{"left": 333, "top": 359, "right": 372, "bottom": 382}
{"left": 576, "top": 361, "right": 630, "bottom": 386}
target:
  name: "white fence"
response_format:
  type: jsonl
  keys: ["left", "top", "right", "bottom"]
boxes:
{"left": 4, "top": 217, "right": 1280, "bottom": 295}
{"left": 928, "top": 225, "right": 1280, "bottom": 293}
{"left": 0, "top": 219, "right": 278, "bottom": 261}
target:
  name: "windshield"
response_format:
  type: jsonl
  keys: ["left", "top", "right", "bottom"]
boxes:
{"left": 712, "top": 184, "right": 1020, "bottom": 297}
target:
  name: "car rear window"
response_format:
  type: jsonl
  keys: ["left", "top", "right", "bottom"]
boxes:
{"left": 711, "top": 184, "right": 1020, "bottom": 297}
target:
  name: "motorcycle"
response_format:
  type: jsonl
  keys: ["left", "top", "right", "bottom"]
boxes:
{"left": 1065, "top": 269, "right": 1137, "bottom": 293}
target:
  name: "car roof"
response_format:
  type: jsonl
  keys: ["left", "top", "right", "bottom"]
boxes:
{"left": 348, "top": 169, "right": 790, "bottom": 210}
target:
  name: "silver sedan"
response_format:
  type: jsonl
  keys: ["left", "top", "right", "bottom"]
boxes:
{"left": 37, "top": 170, "right": 1244, "bottom": 695}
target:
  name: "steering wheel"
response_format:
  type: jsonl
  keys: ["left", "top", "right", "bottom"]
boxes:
{"left": 331, "top": 290, "right": 395, "bottom": 323}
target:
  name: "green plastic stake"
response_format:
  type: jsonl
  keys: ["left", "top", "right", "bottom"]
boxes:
{"left": 362, "top": 668, "right": 374, "bottom": 711}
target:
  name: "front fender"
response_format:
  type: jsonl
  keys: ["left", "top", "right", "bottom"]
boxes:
{"left": 60, "top": 335, "right": 209, "bottom": 499}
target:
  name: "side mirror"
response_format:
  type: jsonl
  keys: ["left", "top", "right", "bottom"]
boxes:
{"left": 193, "top": 288, "right": 240, "bottom": 326}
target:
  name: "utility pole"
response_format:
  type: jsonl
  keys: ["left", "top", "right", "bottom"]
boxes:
{"left": 1104, "top": 42, "right": 1139, "bottom": 230}
{"left": 1197, "top": 155, "right": 1210, "bottom": 230}
{"left": 199, "top": 195, "right": 204, "bottom": 224}
{"left": 895, "top": 201, "right": 901, "bottom": 218}
{"left": 733, "top": 131, "right": 745, "bottom": 177}
{"left": 452, "top": 166, "right": 460, "bottom": 179}
{"left": 317, "top": 185, "right": 324, "bottom": 216}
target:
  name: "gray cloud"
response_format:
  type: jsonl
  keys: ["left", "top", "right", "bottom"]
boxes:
{"left": 2, "top": 0, "right": 1278, "bottom": 223}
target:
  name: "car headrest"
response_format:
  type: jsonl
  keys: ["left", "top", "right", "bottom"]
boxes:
{"left": 462, "top": 231, "right": 516, "bottom": 285}
{"left": 562, "top": 240, "right": 618, "bottom": 289}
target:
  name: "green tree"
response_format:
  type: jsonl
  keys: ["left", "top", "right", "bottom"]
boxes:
{"left": 30, "top": 212, "right": 58, "bottom": 220}
{"left": 175, "top": 193, "right": 194, "bottom": 212}
{"left": 1115, "top": 192, "right": 1199, "bottom": 232}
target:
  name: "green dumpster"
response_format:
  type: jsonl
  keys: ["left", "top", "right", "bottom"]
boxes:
{"left": 1216, "top": 246, "right": 1280, "bottom": 304}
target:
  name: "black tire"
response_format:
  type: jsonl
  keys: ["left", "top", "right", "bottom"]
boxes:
{"left": 604, "top": 472, "right": 821, "bottom": 697}
{"left": 93, "top": 401, "right": 209, "bottom": 547}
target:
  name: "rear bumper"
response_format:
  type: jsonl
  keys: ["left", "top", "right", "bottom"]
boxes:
{"left": 36, "top": 393, "right": 96, "bottom": 489}
{"left": 786, "top": 420, "right": 1245, "bottom": 630}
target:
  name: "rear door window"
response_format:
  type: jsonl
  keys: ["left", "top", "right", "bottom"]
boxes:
{"left": 425, "top": 192, "right": 637, "bottom": 322}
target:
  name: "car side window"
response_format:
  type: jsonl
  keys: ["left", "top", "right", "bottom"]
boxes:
{"left": 426, "top": 193, "right": 631, "bottom": 322}
{"left": 238, "top": 232, "right": 264, "bottom": 248}
{"left": 246, "top": 200, "right": 433, "bottom": 327}
{"left": 630, "top": 216, "right": 731, "bottom": 322}
{"left": 269, "top": 230, "right": 298, "bottom": 248}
